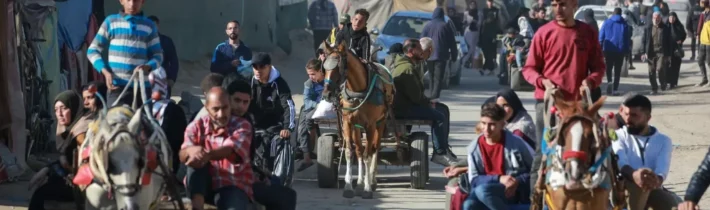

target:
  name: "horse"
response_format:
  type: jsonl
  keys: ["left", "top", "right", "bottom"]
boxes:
{"left": 321, "top": 41, "right": 395, "bottom": 199}
{"left": 74, "top": 71, "right": 179, "bottom": 210}
{"left": 531, "top": 89, "right": 625, "bottom": 210}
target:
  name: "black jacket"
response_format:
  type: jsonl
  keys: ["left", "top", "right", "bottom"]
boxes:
{"left": 248, "top": 67, "right": 296, "bottom": 131}
{"left": 641, "top": 23, "right": 674, "bottom": 56}
{"left": 335, "top": 23, "right": 372, "bottom": 61}
{"left": 685, "top": 148, "right": 710, "bottom": 203}
{"left": 687, "top": 4, "right": 703, "bottom": 34}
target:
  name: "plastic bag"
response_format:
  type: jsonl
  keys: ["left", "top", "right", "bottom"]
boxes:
{"left": 311, "top": 101, "right": 337, "bottom": 119}
{"left": 270, "top": 135, "right": 294, "bottom": 187}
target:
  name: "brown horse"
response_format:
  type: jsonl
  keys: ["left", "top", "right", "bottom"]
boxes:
{"left": 532, "top": 92, "right": 625, "bottom": 210}
{"left": 321, "top": 41, "right": 394, "bottom": 199}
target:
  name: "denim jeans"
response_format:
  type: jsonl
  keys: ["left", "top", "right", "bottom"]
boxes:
{"left": 186, "top": 166, "right": 250, "bottom": 210}
{"left": 515, "top": 49, "right": 524, "bottom": 68}
{"left": 395, "top": 102, "right": 450, "bottom": 154}
{"left": 463, "top": 183, "right": 531, "bottom": 210}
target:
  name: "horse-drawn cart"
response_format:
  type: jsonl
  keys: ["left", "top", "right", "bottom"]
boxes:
{"left": 313, "top": 118, "right": 432, "bottom": 190}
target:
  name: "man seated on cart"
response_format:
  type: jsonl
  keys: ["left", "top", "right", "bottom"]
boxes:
{"left": 391, "top": 38, "right": 457, "bottom": 167}
{"left": 247, "top": 53, "right": 297, "bottom": 185}
{"left": 502, "top": 27, "right": 528, "bottom": 68}
{"left": 226, "top": 79, "right": 297, "bottom": 210}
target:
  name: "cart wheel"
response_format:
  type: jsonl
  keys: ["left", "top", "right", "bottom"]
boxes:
{"left": 409, "top": 132, "right": 429, "bottom": 189}
{"left": 317, "top": 133, "right": 338, "bottom": 188}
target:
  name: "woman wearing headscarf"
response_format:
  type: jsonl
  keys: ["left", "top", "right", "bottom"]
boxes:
{"left": 28, "top": 90, "right": 88, "bottom": 210}
{"left": 668, "top": 12, "right": 687, "bottom": 89}
{"left": 478, "top": 88, "right": 537, "bottom": 149}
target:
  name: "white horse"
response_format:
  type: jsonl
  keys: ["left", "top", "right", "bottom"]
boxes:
{"left": 76, "top": 70, "right": 178, "bottom": 210}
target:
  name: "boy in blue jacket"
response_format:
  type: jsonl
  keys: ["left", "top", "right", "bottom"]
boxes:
{"left": 296, "top": 58, "right": 326, "bottom": 171}
{"left": 464, "top": 103, "right": 533, "bottom": 210}
{"left": 599, "top": 8, "right": 631, "bottom": 96}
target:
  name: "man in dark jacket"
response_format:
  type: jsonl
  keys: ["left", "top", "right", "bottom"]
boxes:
{"left": 391, "top": 39, "right": 457, "bottom": 167}
{"left": 148, "top": 15, "right": 179, "bottom": 96}
{"left": 480, "top": 0, "right": 502, "bottom": 74}
{"left": 421, "top": 7, "right": 458, "bottom": 100}
{"left": 600, "top": 8, "right": 631, "bottom": 96}
{"left": 687, "top": 0, "right": 703, "bottom": 60}
{"left": 210, "top": 20, "right": 253, "bottom": 78}
{"left": 335, "top": 9, "right": 373, "bottom": 62}
{"left": 248, "top": 53, "right": 297, "bottom": 185}
{"left": 641, "top": 12, "right": 674, "bottom": 94}
{"left": 679, "top": 148, "right": 710, "bottom": 210}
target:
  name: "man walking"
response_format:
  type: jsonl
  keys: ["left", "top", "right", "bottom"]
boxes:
{"left": 521, "top": 0, "right": 605, "bottom": 201}
{"left": 697, "top": 0, "right": 710, "bottom": 87}
{"left": 148, "top": 15, "right": 179, "bottom": 96}
{"left": 87, "top": 0, "right": 163, "bottom": 106}
{"left": 641, "top": 12, "right": 673, "bottom": 94}
{"left": 687, "top": 0, "right": 703, "bottom": 60}
{"left": 600, "top": 8, "right": 631, "bottom": 96}
{"left": 480, "top": 0, "right": 502, "bottom": 75}
{"left": 210, "top": 20, "right": 253, "bottom": 78}
{"left": 308, "top": 0, "right": 338, "bottom": 52}
{"left": 421, "top": 7, "right": 458, "bottom": 100}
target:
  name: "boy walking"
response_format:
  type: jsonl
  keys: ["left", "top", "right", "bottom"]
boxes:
{"left": 87, "top": 0, "right": 163, "bottom": 106}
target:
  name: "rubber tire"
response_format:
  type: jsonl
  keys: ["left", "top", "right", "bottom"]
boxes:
{"left": 409, "top": 132, "right": 429, "bottom": 189}
{"left": 317, "top": 134, "right": 338, "bottom": 188}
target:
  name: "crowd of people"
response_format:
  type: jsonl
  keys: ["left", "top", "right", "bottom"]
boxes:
{"left": 22, "top": 0, "right": 710, "bottom": 209}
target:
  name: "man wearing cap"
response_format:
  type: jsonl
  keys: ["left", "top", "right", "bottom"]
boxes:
{"left": 247, "top": 53, "right": 297, "bottom": 183}
{"left": 308, "top": 0, "right": 339, "bottom": 52}
{"left": 328, "top": 14, "right": 350, "bottom": 46}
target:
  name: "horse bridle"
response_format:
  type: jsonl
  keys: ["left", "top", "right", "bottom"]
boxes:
{"left": 102, "top": 127, "right": 146, "bottom": 197}
{"left": 554, "top": 115, "right": 601, "bottom": 167}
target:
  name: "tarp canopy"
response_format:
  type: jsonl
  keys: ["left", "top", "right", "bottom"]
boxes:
{"left": 56, "top": 0, "right": 92, "bottom": 51}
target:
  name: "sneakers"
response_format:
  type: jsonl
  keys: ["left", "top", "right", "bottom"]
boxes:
{"left": 612, "top": 90, "right": 621, "bottom": 96}
{"left": 696, "top": 81, "right": 708, "bottom": 87}
{"left": 606, "top": 85, "right": 612, "bottom": 95}
{"left": 431, "top": 149, "right": 459, "bottom": 167}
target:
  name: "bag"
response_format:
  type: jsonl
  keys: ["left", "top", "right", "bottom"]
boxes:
{"left": 674, "top": 43, "right": 685, "bottom": 58}
{"left": 253, "top": 129, "right": 294, "bottom": 188}
{"left": 457, "top": 173, "right": 471, "bottom": 194}
{"left": 311, "top": 101, "right": 337, "bottom": 119}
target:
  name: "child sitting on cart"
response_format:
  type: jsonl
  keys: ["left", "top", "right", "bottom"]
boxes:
{"left": 296, "top": 58, "right": 326, "bottom": 171}
{"left": 502, "top": 28, "right": 528, "bottom": 68}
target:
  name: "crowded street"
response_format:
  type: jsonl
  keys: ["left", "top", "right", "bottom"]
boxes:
{"left": 3, "top": 0, "right": 710, "bottom": 209}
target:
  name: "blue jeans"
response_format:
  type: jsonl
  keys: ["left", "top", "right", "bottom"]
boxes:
{"left": 515, "top": 49, "right": 524, "bottom": 68}
{"left": 395, "top": 102, "right": 450, "bottom": 154}
{"left": 463, "top": 183, "right": 531, "bottom": 210}
{"left": 186, "top": 166, "right": 250, "bottom": 210}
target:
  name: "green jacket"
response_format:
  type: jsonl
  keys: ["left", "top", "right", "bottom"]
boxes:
{"left": 392, "top": 54, "right": 429, "bottom": 110}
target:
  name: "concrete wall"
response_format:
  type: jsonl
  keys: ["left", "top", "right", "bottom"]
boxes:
{"left": 105, "top": 0, "right": 282, "bottom": 61}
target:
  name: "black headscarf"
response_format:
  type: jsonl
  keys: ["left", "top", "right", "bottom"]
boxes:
{"left": 54, "top": 90, "right": 84, "bottom": 151}
{"left": 496, "top": 88, "right": 526, "bottom": 122}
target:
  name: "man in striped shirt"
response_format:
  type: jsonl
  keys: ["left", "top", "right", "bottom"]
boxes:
{"left": 87, "top": 0, "right": 163, "bottom": 107}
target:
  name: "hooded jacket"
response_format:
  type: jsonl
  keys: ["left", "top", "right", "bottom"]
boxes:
{"left": 391, "top": 54, "right": 429, "bottom": 111}
{"left": 583, "top": 9, "right": 600, "bottom": 34}
{"left": 248, "top": 67, "right": 296, "bottom": 131}
{"left": 599, "top": 14, "right": 631, "bottom": 53}
{"left": 421, "top": 7, "right": 458, "bottom": 61}
{"left": 335, "top": 23, "right": 372, "bottom": 61}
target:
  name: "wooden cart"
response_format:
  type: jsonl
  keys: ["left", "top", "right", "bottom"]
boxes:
{"left": 313, "top": 118, "right": 432, "bottom": 189}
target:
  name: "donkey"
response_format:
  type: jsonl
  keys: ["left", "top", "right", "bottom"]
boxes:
{"left": 321, "top": 41, "right": 395, "bottom": 199}
{"left": 532, "top": 92, "right": 625, "bottom": 210}
{"left": 79, "top": 104, "right": 172, "bottom": 210}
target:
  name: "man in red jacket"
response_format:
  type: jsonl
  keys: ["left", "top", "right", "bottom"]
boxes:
{"left": 521, "top": 0, "right": 606, "bottom": 200}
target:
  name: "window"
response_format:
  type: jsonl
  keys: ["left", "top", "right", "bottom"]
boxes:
{"left": 382, "top": 16, "right": 431, "bottom": 38}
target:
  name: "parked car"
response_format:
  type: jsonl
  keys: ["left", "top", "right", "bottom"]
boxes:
{"left": 370, "top": 11, "right": 468, "bottom": 88}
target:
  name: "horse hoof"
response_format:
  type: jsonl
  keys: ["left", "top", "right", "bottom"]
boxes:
{"left": 343, "top": 189, "right": 355, "bottom": 198}
{"left": 361, "top": 191, "right": 374, "bottom": 199}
